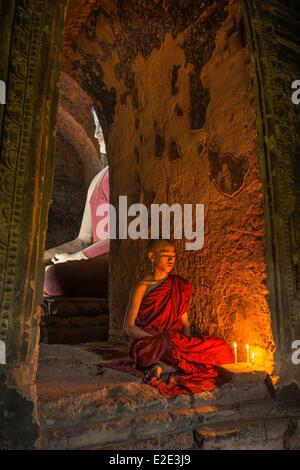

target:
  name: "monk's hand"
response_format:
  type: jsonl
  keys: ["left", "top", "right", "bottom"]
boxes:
{"left": 51, "top": 251, "right": 88, "bottom": 264}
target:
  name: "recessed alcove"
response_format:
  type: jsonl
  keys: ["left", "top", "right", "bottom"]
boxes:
{"left": 41, "top": 70, "right": 110, "bottom": 345}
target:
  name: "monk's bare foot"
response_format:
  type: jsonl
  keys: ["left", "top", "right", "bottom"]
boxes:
{"left": 166, "top": 372, "right": 179, "bottom": 386}
{"left": 145, "top": 364, "right": 163, "bottom": 383}
{"left": 160, "top": 362, "right": 176, "bottom": 375}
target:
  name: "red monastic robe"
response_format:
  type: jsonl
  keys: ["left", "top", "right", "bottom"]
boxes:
{"left": 130, "top": 274, "right": 234, "bottom": 396}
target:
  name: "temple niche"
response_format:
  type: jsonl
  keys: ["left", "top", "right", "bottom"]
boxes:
{"left": 0, "top": 0, "right": 300, "bottom": 451}
{"left": 46, "top": 72, "right": 101, "bottom": 248}
{"left": 41, "top": 71, "right": 109, "bottom": 345}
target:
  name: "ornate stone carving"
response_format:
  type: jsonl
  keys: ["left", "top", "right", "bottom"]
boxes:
{"left": 242, "top": 0, "right": 300, "bottom": 369}
{"left": 0, "top": 0, "right": 66, "bottom": 363}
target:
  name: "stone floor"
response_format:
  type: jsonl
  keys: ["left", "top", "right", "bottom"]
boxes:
{"left": 36, "top": 342, "right": 300, "bottom": 450}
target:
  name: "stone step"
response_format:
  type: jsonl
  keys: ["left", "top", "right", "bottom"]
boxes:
{"left": 77, "top": 430, "right": 195, "bottom": 450}
{"left": 40, "top": 325, "right": 108, "bottom": 344}
{"left": 38, "top": 376, "right": 272, "bottom": 428}
{"left": 37, "top": 402, "right": 248, "bottom": 450}
{"left": 38, "top": 407, "right": 204, "bottom": 449}
{"left": 37, "top": 344, "right": 277, "bottom": 450}
{"left": 193, "top": 416, "right": 293, "bottom": 450}
{"left": 40, "top": 298, "right": 110, "bottom": 344}
{"left": 38, "top": 393, "right": 275, "bottom": 450}
{"left": 78, "top": 413, "right": 300, "bottom": 451}
{"left": 42, "top": 297, "right": 109, "bottom": 317}
{"left": 43, "top": 315, "right": 109, "bottom": 327}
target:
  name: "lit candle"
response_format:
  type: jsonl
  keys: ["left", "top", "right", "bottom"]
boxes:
{"left": 246, "top": 344, "right": 250, "bottom": 363}
{"left": 251, "top": 352, "right": 255, "bottom": 365}
{"left": 233, "top": 342, "right": 237, "bottom": 364}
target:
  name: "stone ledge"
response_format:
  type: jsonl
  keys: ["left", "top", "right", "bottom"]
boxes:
{"left": 36, "top": 343, "right": 278, "bottom": 450}
{"left": 194, "top": 416, "right": 300, "bottom": 450}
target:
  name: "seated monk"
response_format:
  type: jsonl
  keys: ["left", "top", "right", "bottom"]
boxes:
{"left": 123, "top": 239, "right": 234, "bottom": 396}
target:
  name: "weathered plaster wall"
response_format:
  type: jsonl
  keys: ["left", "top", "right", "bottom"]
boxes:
{"left": 62, "top": 0, "right": 274, "bottom": 369}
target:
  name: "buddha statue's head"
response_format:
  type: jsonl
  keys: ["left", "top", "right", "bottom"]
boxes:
{"left": 91, "top": 106, "right": 107, "bottom": 167}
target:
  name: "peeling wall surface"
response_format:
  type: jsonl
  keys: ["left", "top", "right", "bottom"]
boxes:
{"left": 62, "top": 0, "right": 274, "bottom": 368}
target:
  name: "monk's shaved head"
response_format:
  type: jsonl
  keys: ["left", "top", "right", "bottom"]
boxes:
{"left": 147, "top": 238, "right": 174, "bottom": 252}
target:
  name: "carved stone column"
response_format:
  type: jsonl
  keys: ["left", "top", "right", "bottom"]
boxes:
{"left": 0, "top": 0, "right": 66, "bottom": 448}
{"left": 242, "top": 0, "right": 300, "bottom": 402}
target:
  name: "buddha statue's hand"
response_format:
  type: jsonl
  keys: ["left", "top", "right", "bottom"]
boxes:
{"left": 51, "top": 251, "right": 88, "bottom": 264}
